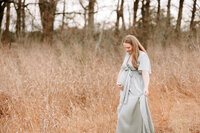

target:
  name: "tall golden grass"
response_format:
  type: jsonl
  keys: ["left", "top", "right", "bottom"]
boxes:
{"left": 0, "top": 40, "right": 199, "bottom": 133}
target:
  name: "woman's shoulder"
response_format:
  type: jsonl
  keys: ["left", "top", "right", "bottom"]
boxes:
{"left": 138, "top": 51, "right": 150, "bottom": 61}
{"left": 140, "top": 51, "right": 147, "bottom": 55}
{"left": 138, "top": 51, "right": 146, "bottom": 57}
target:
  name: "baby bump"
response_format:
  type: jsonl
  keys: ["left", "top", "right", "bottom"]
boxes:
{"left": 117, "top": 71, "right": 128, "bottom": 86}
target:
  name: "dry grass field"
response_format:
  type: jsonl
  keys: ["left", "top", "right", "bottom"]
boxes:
{"left": 0, "top": 40, "right": 199, "bottom": 133}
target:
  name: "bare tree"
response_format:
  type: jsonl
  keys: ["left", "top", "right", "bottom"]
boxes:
{"left": 190, "top": 0, "right": 197, "bottom": 31}
{"left": 79, "top": 0, "right": 88, "bottom": 28}
{"left": 61, "top": 0, "right": 65, "bottom": 30}
{"left": 3, "top": 1, "right": 11, "bottom": 46}
{"left": 79, "top": 0, "right": 96, "bottom": 31}
{"left": 14, "top": 0, "right": 23, "bottom": 37}
{"left": 176, "top": 0, "right": 184, "bottom": 33}
{"left": 115, "top": 0, "right": 125, "bottom": 34}
{"left": 157, "top": 0, "right": 160, "bottom": 23}
{"left": 166, "top": 0, "right": 171, "bottom": 27}
{"left": 141, "top": 0, "right": 145, "bottom": 23}
{"left": 145, "top": 0, "right": 150, "bottom": 23}
{"left": 141, "top": 0, "right": 150, "bottom": 25}
{"left": 0, "top": 1, "right": 6, "bottom": 44}
{"left": 88, "top": 0, "right": 95, "bottom": 30}
{"left": 0, "top": 1, "right": 6, "bottom": 33}
{"left": 39, "top": 0, "right": 58, "bottom": 44}
{"left": 14, "top": 0, "right": 26, "bottom": 35}
{"left": 162, "top": 0, "right": 171, "bottom": 47}
{"left": 22, "top": 0, "right": 25, "bottom": 34}
{"left": 141, "top": 0, "right": 150, "bottom": 49}
{"left": 133, "top": 0, "right": 139, "bottom": 27}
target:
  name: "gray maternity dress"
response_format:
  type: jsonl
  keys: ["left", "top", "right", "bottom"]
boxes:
{"left": 116, "top": 51, "right": 155, "bottom": 133}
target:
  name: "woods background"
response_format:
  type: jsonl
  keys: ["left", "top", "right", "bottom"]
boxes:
{"left": 0, "top": 0, "right": 200, "bottom": 132}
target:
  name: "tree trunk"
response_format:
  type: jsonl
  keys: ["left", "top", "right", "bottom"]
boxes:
{"left": 84, "top": 9, "right": 87, "bottom": 29}
{"left": 4, "top": 1, "right": 10, "bottom": 45}
{"left": 0, "top": 2, "right": 6, "bottom": 33}
{"left": 15, "top": 0, "right": 26, "bottom": 37}
{"left": 162, "top": 0, "right": 171, "bottom": 47}
{"left": 115, "top": 0, "right": 120, "bottom": 34}
{"left": 166, "top": 0, "right": 171, "bottom": 27}
{"left": 157, "top": 0, "right": 160, "bottom": 23}
{"left": 141, "top": 0, "right": 150, "bottom": 49}
{"left": 120, "top": 0, "right": 125, "bottom": 30}
{"left": 115, "top": 0, "right": 125, "bottom": 34}
{"left": 16, "top": 0, "right": 21, "bottom": 37}
{"left": 61, "top": 0, "right": 66, "bottom": 30}
{"left": 190, "top": 0, "right": 197, "bottom": 31}
{"left": 16, "top": 0, "right": 22, "bottom": 37}
{"left": 133, "top": 0, "right": 139, "bottom": 26}
{"left": 88, "top": 0, "right": 95, "bottom": 30}
{"left": 22, "top": 0, "right": 25, "bottom": 34}
{"left": 39, "top": 0, "right": 57, "bottom": 44}
{"left": 176, "top": 0, "right": 184, "bottom": 33}
{"left": 145, "top": 0, "right": 150, "bottom": 23}
{"left": 141, "top": 0, "right": 145, "bottom": 24}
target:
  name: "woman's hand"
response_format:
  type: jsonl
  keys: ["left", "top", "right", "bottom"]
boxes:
{"left": 144, "top": 88, "right": 149, "bottom": 96}
{"left": 142, "top": 70, "right": 150, "bottom": 97}
{"left": 117, "top": 82, "right": 124, "bottom": 91}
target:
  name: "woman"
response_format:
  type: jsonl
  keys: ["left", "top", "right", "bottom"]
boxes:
{"left": 116, "top": 35, "right": 155, "bottom": 133}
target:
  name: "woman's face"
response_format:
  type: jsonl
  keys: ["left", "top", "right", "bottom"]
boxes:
{"left": 123, "top": 42, "right": 133, "bottom": 54}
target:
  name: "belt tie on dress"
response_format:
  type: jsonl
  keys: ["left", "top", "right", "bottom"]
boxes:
{"left": 120, "top": 64, "right": 138, "bottom": 104}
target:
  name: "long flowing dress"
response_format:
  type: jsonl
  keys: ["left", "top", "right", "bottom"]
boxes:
{"left": 116, "top": 51, "right": 155, "bottom": 133}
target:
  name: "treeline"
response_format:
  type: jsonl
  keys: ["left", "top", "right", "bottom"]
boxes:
{"left": 0, "top": 0, "right": 199, "bottom": 48}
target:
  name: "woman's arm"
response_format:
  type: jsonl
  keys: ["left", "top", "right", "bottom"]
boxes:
{"left": 142, "top": 70, "right": 150, "bottom": 96}
{"left": 117, "top": 68, "right": 124, "bottom": 83}
{"left": 117, "top": 68, "right": 124, "bottom": 90}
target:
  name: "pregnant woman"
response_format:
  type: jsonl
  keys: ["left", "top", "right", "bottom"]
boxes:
{"left": 116, "top": 35, "right": 155, "bottom": 133}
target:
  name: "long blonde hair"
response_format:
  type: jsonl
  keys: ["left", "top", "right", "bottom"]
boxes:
{"left": 121, "top": 35, "right": 147, "bottom": 70}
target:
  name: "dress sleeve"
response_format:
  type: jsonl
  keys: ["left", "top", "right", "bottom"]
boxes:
{"left": 120, "top": 53, "right": 129, "bottom": 69}
{"left": 138, "top": 53, "right": 152, "bottom": 74}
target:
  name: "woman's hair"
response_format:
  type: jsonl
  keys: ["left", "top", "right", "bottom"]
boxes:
{"left": 121, "top": 35, "right": 147, "bottom": 70}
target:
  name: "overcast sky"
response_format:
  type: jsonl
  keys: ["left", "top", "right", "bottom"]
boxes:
{"left": 2, "top": 0, "right": 199, "bottom": 31}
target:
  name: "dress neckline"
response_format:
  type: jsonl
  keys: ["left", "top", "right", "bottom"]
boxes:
{"left": 126, "top": 51, "right": 143, "bottom": 65}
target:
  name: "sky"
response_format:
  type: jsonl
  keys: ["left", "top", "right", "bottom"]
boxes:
{"left": 1, "top": 0, "right": 199, "bottom": 31}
